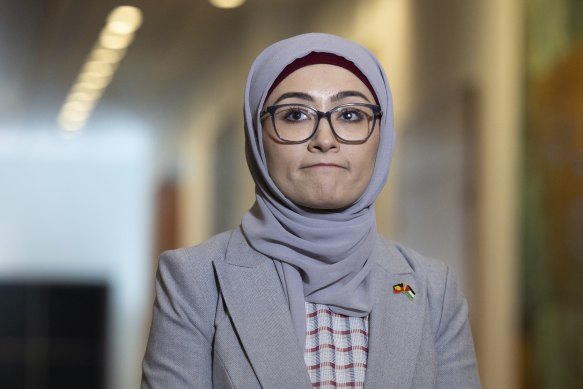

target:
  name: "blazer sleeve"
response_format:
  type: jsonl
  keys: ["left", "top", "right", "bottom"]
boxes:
{"left": 433, "top": 265, "right": 481, "bottom": 388}
{"left": 141, "top": 249, "right": 219, "bottom": 389}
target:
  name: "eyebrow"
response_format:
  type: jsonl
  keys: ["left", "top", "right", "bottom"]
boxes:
{"left": 272, "top": 90, "right": 372, "bottom": 105}
{"left": 273, "top": 92, "right": 313, "bottom": 104}
{"left": 331, "top": 90, "right": 371, "bottom": 103}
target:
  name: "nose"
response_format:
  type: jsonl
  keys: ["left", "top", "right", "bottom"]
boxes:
{"left": 307, "top": 117, "right": 338, "bottom": 152}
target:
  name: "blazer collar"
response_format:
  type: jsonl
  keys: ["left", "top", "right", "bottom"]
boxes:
{"left": 364, "top": 238, "right": 425, "bottom": 388}
{"left": 216, "top": 230, "right": 425, "bottom": 388}
{"left": 213, "top": 229, "right": 312, "bottom": 388}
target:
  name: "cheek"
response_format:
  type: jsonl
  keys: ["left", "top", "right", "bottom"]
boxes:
{"left": 263, "top": 136, "right": 297, "bottom": 184}
{"left": 353, "top": 157, "right": 376, "bottom": 192}
{"left": 358, "top": 133, "right": 380, "bottom": 178}
{"left": 262, "top": 130, "right": 278, "bottom": 170}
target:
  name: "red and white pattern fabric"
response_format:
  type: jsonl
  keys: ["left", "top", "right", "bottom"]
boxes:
{"left": 304, "top": 302, "right": 369, "bottom": 388}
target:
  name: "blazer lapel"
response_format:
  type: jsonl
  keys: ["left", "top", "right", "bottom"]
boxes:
{"left": 364, "top": 239, "right": 427, "bottom": 389}
{"left": 213, "top": 229, "right": 312, "bottom": 388}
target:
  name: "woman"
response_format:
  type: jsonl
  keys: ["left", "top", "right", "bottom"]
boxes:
{"left": 142, "top": 33, "right": 480, "bottom": 388}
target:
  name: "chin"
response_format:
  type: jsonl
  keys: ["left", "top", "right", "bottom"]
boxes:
{"left": 295, "top": 196, "right": 355, "bottom": 211}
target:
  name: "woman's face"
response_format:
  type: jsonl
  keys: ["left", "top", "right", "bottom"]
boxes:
{"left": 262, "top": 64, "right": 380, "bottom": 210}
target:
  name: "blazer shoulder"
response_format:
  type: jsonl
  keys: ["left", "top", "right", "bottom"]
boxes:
{"left": 376, "top": 237, "right": 459, "bottom": 316}
{"left": 159, "top": 229, "right": 234, "bottom": 270}
{"left": 143, "top": 231, "right": 237, "bottom": 387}
{"left": 378, "top": 238, "right": 470, "bottom": 342}
{"left": 154, "top": 230, "right": 235, "bottom": 323}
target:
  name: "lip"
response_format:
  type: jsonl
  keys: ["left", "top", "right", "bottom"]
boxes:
{"left": 302, "top": 163, "right": 346, "bottom": 169}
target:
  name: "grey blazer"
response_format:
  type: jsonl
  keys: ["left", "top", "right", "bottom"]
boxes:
{"left": 141, "top": 228, "right": 480, "bottom": 388}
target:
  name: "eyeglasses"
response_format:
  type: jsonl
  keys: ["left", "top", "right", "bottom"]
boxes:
{"left": 260, "top": 103, "right": 382, "bottom": 144}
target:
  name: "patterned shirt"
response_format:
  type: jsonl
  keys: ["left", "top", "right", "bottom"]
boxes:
{"left": 304, "top": 302, "right": 369, "bottom": 388}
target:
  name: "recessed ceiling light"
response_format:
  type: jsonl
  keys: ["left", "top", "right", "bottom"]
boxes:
{"left": 77, "top": 73, "right": 112, "bottom": 90}
{"left": 63, "top": 100, "right": 93, "bottom": 113}
{"left": 59, "top": 118, "right": 85, "bottom": 132}
{"left": 67, "top": 90, "right": 101, "bottom": 102}
{"left": 90, "top": 48, "right": 126, "bottom": 64}
{"left": 59, "top": 109, "right": 89, "bottom": 123}
{"left": 99, "top": 31, "right": 135, "bottom": 50}
{"left": 57, "top": 5, "right": 143, "bottom": 133}
{"left": 107, "top": 6, "right": 143, "bottom": 34}
{"left": 209, "top": 0, "right": 246, "bottom": 9}
{"left": 82, "top": 61, "right": 115, "bottom": 77}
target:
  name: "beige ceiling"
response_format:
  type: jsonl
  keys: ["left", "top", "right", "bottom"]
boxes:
{"left": 1, "top": 0, "right": 355, "bottom": 135}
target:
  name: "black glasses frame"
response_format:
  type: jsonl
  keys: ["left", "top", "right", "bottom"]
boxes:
{"left": 260, "top": 102, "right": 383, "bottom": 144}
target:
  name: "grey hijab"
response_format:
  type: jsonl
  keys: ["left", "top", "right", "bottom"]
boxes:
{"left": 241, "top": 33, "right": 395, "bottom": 345}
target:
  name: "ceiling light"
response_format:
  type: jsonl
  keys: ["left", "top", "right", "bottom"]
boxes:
{"left": 90, "top": 48, "right": 126, "bottom": 63}
{"left": 57, "top": 5, "right": 143, "bottom": 133}
{"left": 72, "top": 81, "right": 104, "bottom": 91}
{"left": 70, "top": 84, "right": 105, "bottom": 99}
{"left": 67, "top": 90, "right": 101, "bottom": 102}
{"left": 82, "top": 61, "right": 115, "bottom": 77}
{"left": 63, "top": 100, "right": 93, "bottom": 113}
{"left": 99, "top": 31, "right": 135, "bottom": 50}
{"left": 59, "top": 119, "right": 85, "bottom": 132}
{"left": 209, "top": 0, "right": 246, "bottom": 9}
{"left": 77, "top": 72, "right": 112, "bottom": 89}
{"left": 59, "top": 109, "right": 90, "bottom": 123}
{"left": 107, "top": 6, "right": 143, "bottom": 34}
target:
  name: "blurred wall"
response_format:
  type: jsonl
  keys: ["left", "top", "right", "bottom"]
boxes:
{"left": 523, "top": 0, "right": 583, "bottom": 387}
{"left": 0, "top": 125, "right": 157, "bottom": 389}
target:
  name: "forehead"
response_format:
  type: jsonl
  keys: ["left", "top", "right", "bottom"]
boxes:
{"left": 266, "top": 64, "right": 374, "bottom": 104}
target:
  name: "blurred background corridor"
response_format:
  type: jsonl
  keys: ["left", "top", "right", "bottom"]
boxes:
{"left": 0, "top": 0, "right": 581, "bottom": 388}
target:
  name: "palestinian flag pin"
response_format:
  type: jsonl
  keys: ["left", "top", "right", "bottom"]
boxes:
{"left": 392, "top": 283, "right": 416, "bottom": 301}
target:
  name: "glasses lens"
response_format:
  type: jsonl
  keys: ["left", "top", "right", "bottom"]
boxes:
{"left": 330, "top": 105, "right": 375, "bottom": 142}
{"left": 272, "top": 105, "right": 317, "bottom": 142}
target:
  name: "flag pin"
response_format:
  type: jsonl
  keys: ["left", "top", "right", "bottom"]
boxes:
{"left": 392, "top": 283, "right": 416, "bottom": 301}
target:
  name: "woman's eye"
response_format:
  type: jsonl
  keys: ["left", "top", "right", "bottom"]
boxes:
{"left": 281, "top": 109, "right": 309, "bottom": 122}
{"left": 338, "top": 109, "right": 364, "bottom": 122}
